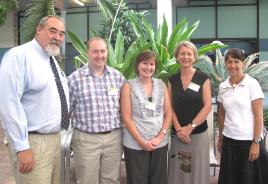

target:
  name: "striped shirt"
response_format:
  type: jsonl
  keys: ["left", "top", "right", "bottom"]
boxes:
{"left": 68, "top": 65, "right": 125, "bottom": 133}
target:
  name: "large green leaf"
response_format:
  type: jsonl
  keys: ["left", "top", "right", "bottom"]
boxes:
{"left": 21, "top": 0, "right": 55, "bottom": 43}
{"left": 156, "top": 16, "right": 168, "bottom": 46}
{"left": 128, "top": 11, "right": 146, "bottom": 42}
{"left": 198, "top": 43, "right": 227, "bottom": 56}
{"left": 67, "top": 30, "right": 87, "bottom": 62}
{"left": 177, "top": 20, "right": 199, "bottom": 43}
{"left": 96, "top": 0, "right": 116, "bottom": 20}
{"left": 155, "top": 43, "right": 169, "bottom": 71}
{"left": 166, "top": 58, "right": 180, "bottom": 76}
{"left": 244, "top": 52, "right": 259, "bottom": 69}
{"left": 121, "top": 40, "right": 150, "bottom": 79}
{"left": 114, "top": 30, "right": 124, "bottom": 64}
{"left": 214, "top": 49, "right": 227, "bottom": 82}
{"left": 107, "top": 41, "right": 116, "bottom": 67}
{"left": 167, "top": 18, "right": 188, "bottom": 55}
{"left": 73, "top": 55, "right": 87, "bottom": 68}
{"left": 0, "top": 0, "right": 17, "bottom": 27}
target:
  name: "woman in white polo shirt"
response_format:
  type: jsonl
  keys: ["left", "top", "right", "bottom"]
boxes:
{"left": 217, "top": 48, "right": 268, "bottom": 184}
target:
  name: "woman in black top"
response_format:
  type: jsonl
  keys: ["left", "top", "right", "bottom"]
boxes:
{"left": 168, "top": 41, "right": 212, "bottom": 184}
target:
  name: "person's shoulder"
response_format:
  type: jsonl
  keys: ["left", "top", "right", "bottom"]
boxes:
{"left": 5, "top": 41, "right": 32, "bottom": 57}
{"left": 106, "top": 65, "right": 125, "bottom": 78}
{"left": 195, "top": 69, "right": 209, "bottom": 79}
{"left": 169, "top": 72, "right": 179, "bottom": 81}
{"left": 243, "top": 74, "right": 261, "bottom": 86}
{"left": 153, "top": 77, "right": 164, "bottom": 84}
{"left": 1, "top": 41, "right": 34, "bottom": 66}
{"left": 106, "top": 65, "right": 120, "bottom": 74}
{"left": 68, "top": 65, "right": 87, "bottom": 80}
{"left": 218, "top": 78, "right": 229, "bottom": 89}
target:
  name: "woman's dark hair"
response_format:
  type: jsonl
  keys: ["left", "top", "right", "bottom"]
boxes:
{"left": 135, "top": 50, "right": 157, "bottom": 75}
{"left": 224, "top": 48, "right": 245, "bottom": 62}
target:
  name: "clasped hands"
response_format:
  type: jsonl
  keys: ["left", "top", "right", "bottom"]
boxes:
{"left": 176, "top": 124, "right": 194, "bottom": 144}
{"left": 140, "top": 136, "right": 163, "bottom": 151}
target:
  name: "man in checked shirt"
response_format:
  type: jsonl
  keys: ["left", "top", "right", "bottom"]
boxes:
{"left": 68, "top": 37, "right": 125, "bottom": 184}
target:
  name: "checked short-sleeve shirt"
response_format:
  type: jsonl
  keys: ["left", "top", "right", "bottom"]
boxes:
{"left": 68, "top": 65, "right": 125, "bottom": 133}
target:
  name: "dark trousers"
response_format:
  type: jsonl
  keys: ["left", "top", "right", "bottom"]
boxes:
{"left": 218, "top": 136, "right": 268, "bottom": 184}
{"left": 123, "top": 145, "right": 168, "bottom": 184}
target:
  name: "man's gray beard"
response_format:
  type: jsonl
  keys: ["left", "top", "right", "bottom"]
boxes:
{"left": 45, "top": 44, "right": 60, "bottom": 56}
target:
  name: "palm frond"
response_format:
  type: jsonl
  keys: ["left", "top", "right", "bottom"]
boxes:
{"left": 0, "top": 0, "right": 18, "bottom": 27}
{"left": 21, "top": 0, "right": 55, "bottom": 43}
{"left": 96, "top": 0, "right": 116, "bottom": 20}
{"left": 244, "top": 52, "right": 259, "bottom": 69}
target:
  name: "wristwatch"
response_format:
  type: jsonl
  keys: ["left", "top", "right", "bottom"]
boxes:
{"left": 253, "top": 138, "right": 261, "bottom": 144}
{"left": 161, "top": 129, "right": 167, "bottom": 135}
{"left": 191, "top": 123, "right": 197, "bottom": 128}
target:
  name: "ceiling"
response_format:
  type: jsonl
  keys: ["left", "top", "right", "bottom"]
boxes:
{"left": 18, "top": 0, "right": 189, "bottom": 10}
{"left": 65, "top": 0, "right": 188, "bottom": 8}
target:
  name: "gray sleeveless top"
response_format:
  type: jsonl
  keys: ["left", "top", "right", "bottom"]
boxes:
{"left": 123, "top": 77, "right": 168, "bottom": 150}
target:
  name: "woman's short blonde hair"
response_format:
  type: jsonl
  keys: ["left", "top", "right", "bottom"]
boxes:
{"left": 174, "top": 41, "right": 198, "bottom": 61}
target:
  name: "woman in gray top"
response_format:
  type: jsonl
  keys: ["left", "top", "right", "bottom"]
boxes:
{"left": 120, "top": 50, "right": 172, "bottom": 184}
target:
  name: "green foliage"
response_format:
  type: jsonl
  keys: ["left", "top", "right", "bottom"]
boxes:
{"left": 0, "top": 0, "right": 17, "bottom": 27}
{"left": 264, "top": 110, "right": 268, "bottom": 127}
{"left": 68, "top": 15, "right": 226, "bottom": 80}
{"left": 94, "top": 0, "right": 147, "bottom": 49}
{"left": 127, "top": 14, "right": 226, "bottom": 80}
{"left": 21, "top": 0, "right": 55, "bottom": 43}
{"left": 194, "top": 48, "right": 268, "bottom": 96}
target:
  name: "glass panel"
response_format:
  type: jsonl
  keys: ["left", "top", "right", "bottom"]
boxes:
{"left": 218, "top": 5, "right": 257, "bottom": 38}
{"left": 177, "top": 7, "right": 216, "bottom": 38}
{"left": 218, "top": 0, "right": 257, "bottom": 5}
{"left": 66, "top": 13, "right": 87, "bottom": 42}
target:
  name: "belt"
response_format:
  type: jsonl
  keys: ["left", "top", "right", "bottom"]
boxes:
{"left": 75, "top": 128, "right": 119, "bottom": 135}
{"left": 28, "top": 131, "right": 41, "bottom": 134}
{"left": 95, "top": 130, "right": 111, "bottom": 134}
{"left": 28, "top": 131, "right": 58, "bottom": 135}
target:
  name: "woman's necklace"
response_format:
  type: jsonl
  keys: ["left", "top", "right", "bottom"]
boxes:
{"left": 229, "top": 75, "right": 245, "bottom": 88}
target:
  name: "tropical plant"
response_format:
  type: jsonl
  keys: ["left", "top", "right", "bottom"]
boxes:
{"left": 21, "top": 0, "right": 55, "bottom": 43}
{"left": 68, "top": 14, "right": 226, "bottom": 80}
{"left": 0, "top": 0, "right": 18, "bottom": 27}
{"left": 124, "top": 13, "right": 226, "bottom": 80}
{"left": 94, "top": 0, "right": 147, "bottom": 49}
{"left": 194, "top": 46, "right": 268, "bottom": 96}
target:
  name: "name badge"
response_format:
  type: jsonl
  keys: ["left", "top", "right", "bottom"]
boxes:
{"left": 108, "top": 87, "right": 119, "bottom": 96}
{"left": 188, "top": 82, "right": 200, "bottom": 92}
{"left": 145, "top": 101, "right": 156, "bottom": 111}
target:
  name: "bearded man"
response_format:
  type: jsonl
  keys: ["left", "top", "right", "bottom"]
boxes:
{"left": 0, "top": 15, "right": 69, "bottom": 184}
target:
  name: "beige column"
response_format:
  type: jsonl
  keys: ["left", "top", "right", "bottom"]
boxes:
{"left": 157, "top": 0, "right": 172, "bottom": 36}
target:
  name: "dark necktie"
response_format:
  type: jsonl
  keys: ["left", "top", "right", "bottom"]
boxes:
{"left": 49, "top": 56, "right": 69, "bottom": 130}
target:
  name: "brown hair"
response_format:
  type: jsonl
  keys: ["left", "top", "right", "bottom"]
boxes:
{"left": 86, "top": 37, "right": 107, "bottom": 50}
{"left": 224, "top": 48, "right": 245, "bottom": 62}
{"left": 135, "top": 50, "right": 157, "bottom": 75}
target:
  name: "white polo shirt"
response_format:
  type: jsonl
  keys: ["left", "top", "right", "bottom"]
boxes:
{"left": 217, "top": 74, "right": 264, "bottom": 140}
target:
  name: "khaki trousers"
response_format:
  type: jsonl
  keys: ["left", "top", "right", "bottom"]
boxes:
{"left": 71, "top": 128, "right": 123, "bottom": 184}
{"left": 7, "top": 133, "right": 61, "bottom": 184}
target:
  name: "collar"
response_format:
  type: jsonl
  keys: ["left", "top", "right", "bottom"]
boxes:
{"left": 31, "top": 38, "right": 50, "bottom": 59}
{"left": 222, "top": 74, "right": 248, "bottom": 89}
{"left": 83, "top": 64, "right": 111, "bottom": 77}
